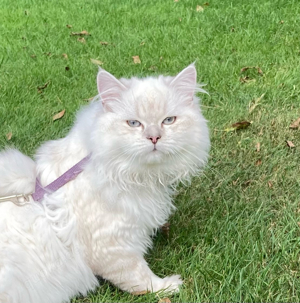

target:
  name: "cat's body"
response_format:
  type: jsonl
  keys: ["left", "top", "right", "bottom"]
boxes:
{"left": 0, "top": 64, "right": 210, "bottom": 303}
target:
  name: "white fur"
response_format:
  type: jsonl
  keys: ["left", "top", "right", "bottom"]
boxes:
{"left": 0, "top": 64, "right": 210, "bottom": 303}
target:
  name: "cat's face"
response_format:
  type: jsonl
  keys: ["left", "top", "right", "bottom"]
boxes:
{"left": 94, "top": 64, "right": 210, "bottom": 177}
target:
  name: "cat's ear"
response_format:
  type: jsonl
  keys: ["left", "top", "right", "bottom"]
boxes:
{"left": 170, "top": 63, "right": 197, "bottom": 103}
{"left": 97, "top": 68, "right": 127, "bottom": 111}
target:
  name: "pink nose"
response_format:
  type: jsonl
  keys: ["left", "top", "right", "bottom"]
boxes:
{"left": 148, "top": 136, "right": 161, "bottom": 144}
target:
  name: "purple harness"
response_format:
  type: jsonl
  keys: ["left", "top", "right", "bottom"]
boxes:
{"left": 32, "top": 154, "right": 91, "bottom": 202}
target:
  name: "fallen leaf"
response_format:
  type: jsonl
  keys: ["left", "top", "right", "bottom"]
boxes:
{"left": 6, "top": 132, "right": 12, "bottom": 140}
{"left": 53, "top": 109, "right": 65, "bottom": 121}
{"left": 232, "top": 178, "right": 239, "bottom": 186}
{"left": 231, "top": 121, "right": 251, "bottom": 130}
{"left": 279, "top": 20, "right": 284, "bottom": 24}
{"left": 196, "top": 5, "right": 204, "bottom": 12}
{"left": 240, "top": 76, "right": 256, "bottom": 84}
{"left": 243, "top": 180, "right": 252, "bottom": 188}
{"left": 62, "top": 53, "right": 68, "bottom": 59}
{"left": 77, "top": 37, "right": 86, "bottom": 43}
{"left": 161, "top": 222, "right": 170, "bottom": 237}
{"left": 71, "top": 30, "right": 90, "bottom": 36}
{"left": 66, "top": 24, "right": 72, "bottom": 28}
{"left": 132, "top": 55, "right": 141, "bottom": 64}
{"left": 290, "top": 117, "right": 300, "bottom": 129}
{"left": 240, "top": 66, "right": 263, "bottom": 75}
{"left": 131, "top": 290, "right": 149, "bottom": 296}
{"left": 257, "top": 67, "right": 263, "bottom": 75}
{"left": 65, "top": 66, "right": 70, "bottom": 71}
{"left": 297, "top": 222, "right": 300, "bottom": 227}
{"left": 44, "top": 52, "right": 51, "bottom": 56}
{"left": 160, "top": 56, "right": 163, "bottom": 61}
{"left": 255, "top": 159, "right": 262, "bottom": 166}
{"left": 148, "top": 65, "right": 157, "bottom": 71}
{"left": 203, "top": 2, "right": 209, "bottom": 5}
{"left": 90, "top": 58, "right": 103, "bottom": 65}
{"left": 140, "top": 41, "right": 145, "bottom": 46}
{"left": 249, "top": 93, "right": 265, "bottom": 113}
{"left": 37, "top": 81, "right": 50, "bottom": 93}
{"left": 100, "top": 41, "right": 108, "bottom": 45}
{"left": 255, "top": 142, "right": 261, "bottom": 152}
{"left": 174, "top": 0, "right": 179, "bottom": 2}
{"left": 286, "top": 140, "right": 295, "bottom": 148}
{"left": 231, "top": 27, "right": 235, "bottom": 32}
{"left": 30, "top": 54, "right": 36, "bottom": 58}
{"left": 268, "top": 181, "right": 273, "bottom": 188}
{"left": 158, "top": 298, "right": 171, "bottom": 303}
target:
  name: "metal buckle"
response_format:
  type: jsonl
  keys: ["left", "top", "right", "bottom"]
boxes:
{"left": 0, "top": 194, "right": 32, "bottom": 206}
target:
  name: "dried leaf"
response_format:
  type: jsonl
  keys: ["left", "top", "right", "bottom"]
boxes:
{"left": 66, "top": 24, "right": 72, "bottom": 28}
{"left": 148, "top": 65, "right": 157, "bottom": 72}
{"left": 290, "top": 117, "right": 300, "bottom": 129}
{"left": 255, "top": 142, "right": 261, "bottom": 152}
{"left": 131, "top": 290, "right": 149, "bottom": 296}
{"left": 240, "top": 66, "right": 263, "bottom": 75}
{"left": 174, "top": 0, "right": 179, "bottom": 2}
{"left": 44, "top": 52, "right": 51, "bottom": 56}
{"left": 71, "top": 30, "right": 90, "bottom": 36}
{"left": 231, "top": 121, "right": 251, "bottom": 130}
{"left": 140, "top": 41, "right": 145, "bottom": 46}
{"left": 62, "top": 53, "right": 68, "bottom": 59}
{"left": 297, "top": 222, "right": 300, "bottom": 227}
{"left": 6, "top": 132, "right": 12, "bottom": 140}
{"left": 286, "top": 140, "right": 295, "bottom": 148}
{"left": 37, "top": 81, "right": 50, "bottom": 93}
{"left": 249, "top": 93, "right": 265, "bottom": 113}
{"left": 240, "top": 76, "right": 256, "bottom": 84}
{"left": 203, "top": 2, "right": 209, "bottom": 5}
{"left": 158, "top": 298, "right": 171, "bottom": 303}
{"left": 232, "top": 178, "right": 239, "bottom": 186}
{"left": 53, "top": 109, "right": 65, "bottom": 121}
{"left": 161, "top": 222, "right": 170, "bottom": 237}
{"left": 100, "top": 41, "right": 108, "bottom": 45}
{"left": 196, "top": 5, "right": 204, "bottom": 12}
{"left": 90, "top": 58, "right": 103, "bottom": 65}
{"left": 255, "top": 159, "right": 262, "bottom": 166}
{"left": 30, "top": 54, "right": 36, "bottom": 58}
{"left": 77, "top": 37, "right": 86, "bottom": 43}
{"left": 132, "top": 55, "right": 141, "bottom": 64}
{"left": 268, "top": 181, "right": 273, "bottom": 188}
{"left": 257, "top": 67, "right": 263, "bottom": 75}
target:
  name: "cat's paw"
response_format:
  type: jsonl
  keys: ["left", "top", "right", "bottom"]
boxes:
{"left": 153, "top": 274, "right": 183, "bottom": 293}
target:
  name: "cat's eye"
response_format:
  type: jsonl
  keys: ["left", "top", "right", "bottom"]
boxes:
{"left": 127, "top": 120, "right": 141, "bottom": 127}
{"left": 162, "top": 116, "right": 176, "bottom": 125}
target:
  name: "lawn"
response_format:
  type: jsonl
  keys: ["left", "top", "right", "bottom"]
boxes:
{"left": 1, "top": 0, "right": 300, "bottom": 302}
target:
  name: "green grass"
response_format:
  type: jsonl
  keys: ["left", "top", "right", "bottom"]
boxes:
{"left": 1, "top": 0, "right": 300, "bottom": 302}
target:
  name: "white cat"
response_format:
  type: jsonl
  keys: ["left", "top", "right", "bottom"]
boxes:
{"left": 0, "top": 64, "right": 210, "bottom": 303}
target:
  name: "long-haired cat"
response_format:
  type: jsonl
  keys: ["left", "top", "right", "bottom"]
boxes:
{"left": 0, "top": 64, "right": 210, "bottom": 303}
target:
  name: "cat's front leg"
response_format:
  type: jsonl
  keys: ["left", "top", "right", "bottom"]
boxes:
{"left": 94, "top": 248, "right": 182, "bottom": 293}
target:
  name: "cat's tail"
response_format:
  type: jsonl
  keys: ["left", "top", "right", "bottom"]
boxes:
{"left": 0, "top": 149, "right": 36, "bottom": 196}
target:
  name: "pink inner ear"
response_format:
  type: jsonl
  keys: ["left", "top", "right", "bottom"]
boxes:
{"left": 170, "top": 64, "right": 197, "bottom": 100}
{"left": 97, "top": 69, "right": 126, "bottom": 104}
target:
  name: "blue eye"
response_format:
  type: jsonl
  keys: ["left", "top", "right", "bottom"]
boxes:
{"left": 162, "top": 116, "right": 176, "bottom": 125}
{"left": 127, "top": 120, "right": 141, "bottom": 127}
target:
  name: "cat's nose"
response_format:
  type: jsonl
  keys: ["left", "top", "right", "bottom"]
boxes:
{"left": 148, "top": 136, "right": 161, "bottom": 144}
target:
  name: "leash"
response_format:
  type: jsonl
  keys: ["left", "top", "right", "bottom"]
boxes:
{"left": 0, "top": 154, "right": 91, "bottom": 206}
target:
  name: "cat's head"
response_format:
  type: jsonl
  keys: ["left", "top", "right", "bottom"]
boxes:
{"left": 92, "top": 64, "right": 210, "bottom": 183}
